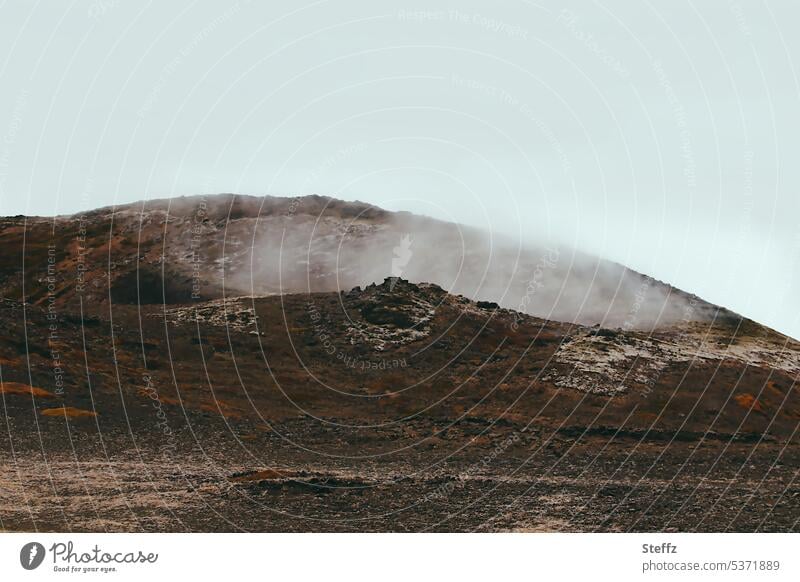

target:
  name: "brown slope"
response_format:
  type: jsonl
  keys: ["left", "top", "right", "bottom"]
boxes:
{"left": 1, "top": 277, "right": 797, "bottom": 447}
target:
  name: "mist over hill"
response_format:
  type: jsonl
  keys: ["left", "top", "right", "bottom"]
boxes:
{"left": 1, "top": 193, "right": 736, "bottom": 332}
{"left": 0, "top": 193, "right": 798, "bottom": 532}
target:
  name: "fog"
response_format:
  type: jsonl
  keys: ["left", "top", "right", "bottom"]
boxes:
{"left": 181, "top": 194, "right": 721, "bottom": 331}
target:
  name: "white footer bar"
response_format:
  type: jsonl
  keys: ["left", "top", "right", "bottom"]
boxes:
{"left": 0, "top": 533, "right": 796, "bottom": 581}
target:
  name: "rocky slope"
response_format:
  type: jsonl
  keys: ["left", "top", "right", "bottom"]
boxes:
{"left": 0, "top": 195, "right": 797, "bottom": 532}
{"left": 5, "top": 274, "right": 795, "bottom": 435}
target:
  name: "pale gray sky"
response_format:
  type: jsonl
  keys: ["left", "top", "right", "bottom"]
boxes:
{"left": 1, "top": 0, "right": 798, "bottom": 339}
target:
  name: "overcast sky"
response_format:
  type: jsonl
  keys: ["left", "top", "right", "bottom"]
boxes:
{"left": 1, "top": 0, "right": 798, "bottom": 339}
